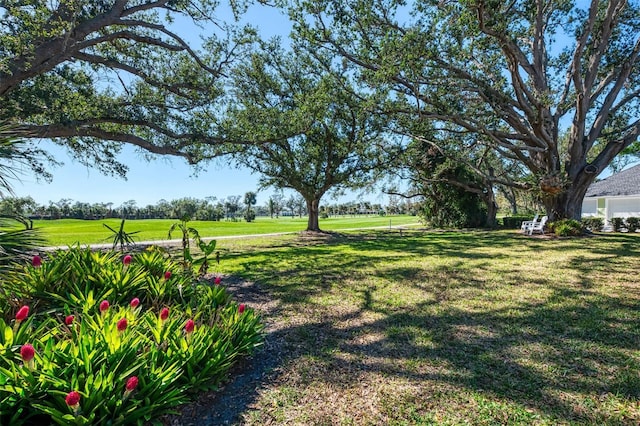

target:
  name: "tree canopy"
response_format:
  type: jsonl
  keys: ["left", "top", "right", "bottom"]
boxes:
{"left": 5, "top": 0, "right": 639, "bottom": 224}
{"left": 0, "top": 0, "right": 251, "bottom": 177}
{"left": 293, "top": 0, "right": 640, "bottom": 220}
{"left": 223, "top": 39, "right": 393, "bottom": 231}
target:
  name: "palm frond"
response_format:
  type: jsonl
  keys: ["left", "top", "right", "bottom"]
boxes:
{"left": 0, "top": 217, "right": 44, "bottom": 271}
{"left": 0, "top": 123, "right": 47, "bottom": 271}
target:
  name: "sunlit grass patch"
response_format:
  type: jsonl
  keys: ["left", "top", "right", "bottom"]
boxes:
{"left": 216, "top": 230, "right": 640, "bottom": 425}
{"left": 34, "top": 215, "right": 420, "bottom": 246}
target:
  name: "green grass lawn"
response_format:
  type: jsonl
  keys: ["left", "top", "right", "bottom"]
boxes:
{"left": 208, "top": 229, "right": 640, "bottom": 425}
{"left": 33, "top": 215, "right": 419, "bottom": 246}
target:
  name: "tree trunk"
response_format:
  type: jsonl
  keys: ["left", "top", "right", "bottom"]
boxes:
{"left": 498, "top": 186, "right": 518, "bottom": 215}
{"left": 306, "top": 198, "right": 321, "bottom": 231}
{"left": 476, "top": 182, "right": 499, "bottom": 228}
{"left": 483, "top": 193, "right": 498, "bottom": 229}
{"left": 542, "top": 181, "right": 591, "bottom": 221}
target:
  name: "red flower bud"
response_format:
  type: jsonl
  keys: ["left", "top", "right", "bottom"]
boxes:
{"left": 20, "top": 343, "right": 35, "bottom": 362}
{"left": 99, "top": 300, "right": 110, "bottom": 313}
{"left": 117, "top": 317, "right": 128, "bottom": 332}
{"left": 32, "top": 255, "right": 42, "bottom": 267}
{"left": 125, "top": 376, "right": 138, "bottom": 391}
{"left": 15, "top": 305, "right": 29, "bottom": 321}
{"left": 65, "top": 391, "right": 81, "bottom": 407}
{"left": 184, "top": 319, "right": 195, "bottom": 334}
{"left": 65, "top": 315, "right": 75, "bottom": 325}
{"left": 214, "top": 276, "right": 221, "bottom": 285}
{"left": 159, "top": 307, "right": 169, "bottom": 321}
{"left": 164, "top": 271, "right": 172, "bottom": 280}
{"left": 130, "top": 297, "right": 140, "bottom": 308}
{"left": 238, "top": 303, "right": 245, "bottom": 314}
{"left": 123, "top": 254, "right": 132, "bottom": 265}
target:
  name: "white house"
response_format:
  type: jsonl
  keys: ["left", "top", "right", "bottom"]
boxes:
{"left": 582, "top": 164, "right": 640, "bottom": 224}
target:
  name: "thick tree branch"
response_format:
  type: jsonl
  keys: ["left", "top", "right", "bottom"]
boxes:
{"left": 112, "top": 19, "right": 225, "bottom": 77}
{"left": 586, "top": 35, "right": 640, "bottom": 150}
{"left": 584, "top": 0, "right": 625, "bottom": 92}
{"left": 590, "top": 119, "right": 640, "bottom": 172}
{"left": 75, "top": 29, "right": 184, "bottom": 53}
{"left": 71, "top": 51, "right": 209, "bottom": 98}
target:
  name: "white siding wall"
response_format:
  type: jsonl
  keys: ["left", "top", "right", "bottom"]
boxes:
{"left": 608, "top": 197, "right": 640, "bottom": 219}
{"left": 582, "top": 199, "right": 597, "bottom": 217}
{"left": 582, "top": 196, "right": 640, "bottom": 230}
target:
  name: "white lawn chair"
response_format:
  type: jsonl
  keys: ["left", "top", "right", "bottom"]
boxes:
{"left": 528, "top": 215, "right": 548, "bottom": 235}
{"left": 520, "top": 214, "right": 539, "bottom": 233}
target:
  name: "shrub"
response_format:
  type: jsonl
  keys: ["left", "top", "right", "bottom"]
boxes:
{"left": 611, "top": 217, "right": 625, "bottom": 232}
{"left": 0, "top": 248, "right": 263, "bottom": 425}
{"left": 244, "top": 209, "right": 256, "bottom": 223}
{"left": 582, "top": 217, "right": 604, "bottom": 232}
{"left": 103, "top": 219, "right": 140, "bottom": 251}
{"left": 626, "top": 217, "right": 640, "bottom": 232}
{"left": 551, "top": 219, "right": 584, "bottom": 237}
{"left": 502, "top": 215, "right": 535, "bottom": 229}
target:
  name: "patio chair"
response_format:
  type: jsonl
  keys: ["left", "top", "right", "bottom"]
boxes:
{"left": 528, "top": 215, "right": 548, "bottom": 235}
{"left": 520, "top": 214, "right": 539, "bottom": 233}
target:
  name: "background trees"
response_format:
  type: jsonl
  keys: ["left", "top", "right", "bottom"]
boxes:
{"left": 243, "top": 191, "right": 257, "bottom": 222}
{"left": 0, "top": 194, "right": 404, "bottom": 222}
{"left": 266, "top": 191, "right": 284, "bottom": 218}
{"left": 224, "top": 195, "right": 242, "bottom": 221}
{"left": 294, "top": 0, "right": 640, "bottom": 220}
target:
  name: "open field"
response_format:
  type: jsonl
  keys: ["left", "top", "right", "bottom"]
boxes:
{"left": 32, "top": 215, "right": 419, "bottom": 246}
{"left": 181, "top": 229, "right": 640, "bottom": 425}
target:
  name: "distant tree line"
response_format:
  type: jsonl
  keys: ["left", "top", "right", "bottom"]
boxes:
{"left": 0, "top": 192, "right": 416, "bottom": 222}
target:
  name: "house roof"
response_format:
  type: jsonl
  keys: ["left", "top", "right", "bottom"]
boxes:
{"left": 585, "top": 164, "right": 640, "bottom": 197}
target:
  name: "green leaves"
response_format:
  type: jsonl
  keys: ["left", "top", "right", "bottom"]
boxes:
{"left": 103, "top": 219, "right": 141, "bottom": 252}
{"left": 194, "top": 239, "right": 217, "bottom": 276}
{"left": 0, "top": 247, "right": 263, "bottom": 424}
{"left": 0, "top": 1, "right": 256, "bottom": 174}
{"left": 0, "top": 126, "right": 47, "bottom": 271}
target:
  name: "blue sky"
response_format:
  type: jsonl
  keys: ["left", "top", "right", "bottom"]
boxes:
{"left": 13, "top": 4, "right": 297, "bottom": 208}
{"left": 14, "top": 141, "right": 269, "bottom": 207}
{"left": 9, "top": 2, "right": 632, "bottom": 208}
{"left": 12, "top": 3, "right": 392, "bottom": 209}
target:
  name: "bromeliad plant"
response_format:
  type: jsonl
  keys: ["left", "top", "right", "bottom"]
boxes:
{"left": 0, "top": 247, "right": 263, "bottom": 425}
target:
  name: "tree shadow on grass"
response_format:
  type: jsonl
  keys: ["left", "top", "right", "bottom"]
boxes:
{"left": 176, "top": 231, "right": 640, "bottom": 424}
{"left": 222, "top": 230, "right": 521, "bottom": 305}
{"left": 185, "top": 292, "right": 640, "bottom": 424}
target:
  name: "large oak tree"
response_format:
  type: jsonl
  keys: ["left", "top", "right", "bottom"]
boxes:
{"left": 223, "top": 40, "right": 392, "bottom": 231}
{"left": 0, "top": 0, "right": 251, "bottom": 177}
{"left": 294, "top": 0, "right": 640, "bottom": 220}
